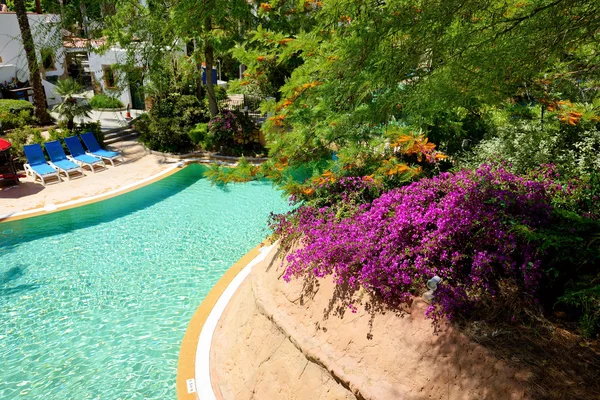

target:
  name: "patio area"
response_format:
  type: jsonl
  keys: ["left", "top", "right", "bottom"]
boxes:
{"left": 0, "top": 139, "right": 177, "bottom": 217}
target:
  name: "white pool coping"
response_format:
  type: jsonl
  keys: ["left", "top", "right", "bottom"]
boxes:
{"left": 194, "top": 242, "right": 276, "bottom": 400}
{"left": 0, "top": 162, "right": 184, "bottom": 221}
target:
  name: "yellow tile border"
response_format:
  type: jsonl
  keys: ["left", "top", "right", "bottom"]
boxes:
{"left": 0, "top": 163, "right": 184, "bottom": 224}
{"left": 176, "top": 239, "right": 270, "bottom": 400}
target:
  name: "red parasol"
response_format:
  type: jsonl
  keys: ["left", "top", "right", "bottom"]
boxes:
{"left": 0, "top": 138, "right": 11, "bottom": 152}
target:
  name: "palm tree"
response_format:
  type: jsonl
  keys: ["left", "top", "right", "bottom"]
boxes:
{"left": 54, "top": 78, "right": 92, "bottom": 130}
{"left": 13, "top": 0, "right": 52, "bottom": 125}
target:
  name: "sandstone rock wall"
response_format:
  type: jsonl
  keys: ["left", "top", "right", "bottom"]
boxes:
{"left": 210, "top": 245, "right": 528, "bottom": 400}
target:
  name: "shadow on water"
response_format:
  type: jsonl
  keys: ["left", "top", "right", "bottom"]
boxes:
{"left": 0, "top": 164, "right": 207, "bottom": 250}
{"left": 0, "top": 265, "right": 24, "bottom": 284}
{"left": 0, "top": 264, "right": 40, "bottom": 298}
{"left": 0, "top": 283, "right": 40, "bottom": 297}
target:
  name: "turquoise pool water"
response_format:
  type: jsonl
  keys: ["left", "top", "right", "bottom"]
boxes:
{"left": 0, "top": 164, "right": 290, "bottom": 399}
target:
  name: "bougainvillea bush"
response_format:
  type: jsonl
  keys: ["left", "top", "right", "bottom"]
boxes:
{"left": 270, "top": 164, "right": 600, "bottom": 333}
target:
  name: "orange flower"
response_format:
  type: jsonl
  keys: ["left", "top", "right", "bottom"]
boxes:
{"left": 269, "top": 114, "right": 286, "bottom": 127}
{"left": 302, "top": 187, "right": 315, "bottom": 196}
{"left": 260, "top": 3, "right": 272, "bottom": 12}
{"left": 386, "top": 163, "right": 409, "bottom": 175}
{"left": 256, "top": 56, "right": 267, "bottom": 62}
{"left": 278, "top": 38, "right": 294, "bottom": 45}
{"left": 276, "top": 99, "right": 294, "bottom": 111}
{"left": 362, "top": 175, "right": 374, "bottom": 182}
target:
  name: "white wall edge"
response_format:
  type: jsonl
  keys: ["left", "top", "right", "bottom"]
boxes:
{"left": 195, "top": 242, "right": 277, "bottom": 400}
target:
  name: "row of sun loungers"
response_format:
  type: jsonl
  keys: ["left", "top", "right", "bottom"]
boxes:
{"left": 23, "top": 132, "right": 125, "bottom": 186}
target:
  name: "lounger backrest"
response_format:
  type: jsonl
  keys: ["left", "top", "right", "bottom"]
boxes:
{"left": 23, "top": 144, "right": 47, "bottom": 166}
{"left": 80, "top": 132, "right": 101, "bottom": 152}
{"left": 64, "top": 136, "right": 85, "bottom": 157}
{"left": 45, "top": 140, "right": 67, "bottom": 162}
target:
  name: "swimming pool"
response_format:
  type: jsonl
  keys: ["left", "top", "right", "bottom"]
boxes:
{"left": 0, "top": 164, "right": 291, "bottom": 399}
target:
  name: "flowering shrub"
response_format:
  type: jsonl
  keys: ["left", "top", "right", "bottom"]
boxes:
{"left": 206, "top": 110, "right": 262, "bottom": 155}
{"left": 271, "top": 164, "right": 600, "bottom": 329}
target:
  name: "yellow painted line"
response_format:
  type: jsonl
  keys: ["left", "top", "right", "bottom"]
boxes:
{"left": 0, "top": 165, "right": 183, "bottom": 224}
{"left": 176, "top": 240, "right": 269, "bottom": 400}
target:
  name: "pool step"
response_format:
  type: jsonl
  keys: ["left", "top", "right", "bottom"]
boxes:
{"left": 104, "top": 127, "right": 139, "bottom": 145}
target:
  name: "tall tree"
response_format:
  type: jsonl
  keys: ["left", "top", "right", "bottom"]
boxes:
{"left": 13, "top": 0, "right": 52, "bottom": 124}
{"left": 171, "top": 0, "right": 254, "bottom": 117}
{"left": 237, "top": 0, "right": 600, "bottom": 167}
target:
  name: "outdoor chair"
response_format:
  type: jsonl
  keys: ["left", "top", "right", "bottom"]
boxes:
{"left": 64, "top": 136, "right": 107, "bottom": 173}
{"left": 45, "top": 140, "right": 85, "bottom": 181}
{"left": 23, "top": 144, "right": 60, "bottom": 186}
{"left": 80, "top": 132, "right": 124, "bottom": 167}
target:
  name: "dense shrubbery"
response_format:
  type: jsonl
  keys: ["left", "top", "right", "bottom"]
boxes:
{"left": 461, "top": 102, "right": 600, "bottom": 178}
{"left": 0, "top": 100, "right": 36, "bottom": 133}
{"left": 205, "top": 110, "right": 263, "bottom": 156}
{"left": 272, "top": 164, "right": 600, "bottom": 335}
{"left": 89, "top": 95, "right": 124, "bottom": 109}
{"left": 137, "top": 94, "right": 208, "bottom": 153}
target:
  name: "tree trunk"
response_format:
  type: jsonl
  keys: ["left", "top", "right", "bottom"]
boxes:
{"left": 203, "top": 17, "right": 218, "bottom": 118}
{"left": 205, "top": 41, "right": 219, "bottom": 117}
{"left": 13, "top": 0, "right": 52, "bottom": 125}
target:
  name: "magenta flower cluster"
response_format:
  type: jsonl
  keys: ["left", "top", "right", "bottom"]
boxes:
{"left": 272, "top": 165, "right": 568, "bottom": 320}
{"left": 208, "top": 110, "right": 238, "bottom": 135}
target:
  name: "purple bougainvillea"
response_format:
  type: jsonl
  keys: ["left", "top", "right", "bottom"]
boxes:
{"left": 271, "top": 164, "right": 580, "bottom": 321}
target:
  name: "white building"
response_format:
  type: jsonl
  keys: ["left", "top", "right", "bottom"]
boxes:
{"left": 0, "top": 12, "right": 64, "bottom": 105}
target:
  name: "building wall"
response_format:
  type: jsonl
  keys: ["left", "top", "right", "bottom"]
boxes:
{"left": 0, "top": 13, "right": 65, "bottom": 81}
{"left": 88, "top": 48, "right": 133, "bottom": 108}
{"left": 0, "top": 13, "right": 65, "bottom": 104}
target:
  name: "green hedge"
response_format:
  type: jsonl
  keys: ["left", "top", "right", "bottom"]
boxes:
{"left": 0, "top": 100, "right": 36, "bottom": 133}
{"left": 89, "top": 95, "right": 124, "bottom": 109}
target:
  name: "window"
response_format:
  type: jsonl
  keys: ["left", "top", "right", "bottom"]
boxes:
{"left": 102, "top": 65, "right": 117, "bottom": 89}
{"left": 41, "top": 49, "right": 56, "bottom": 71}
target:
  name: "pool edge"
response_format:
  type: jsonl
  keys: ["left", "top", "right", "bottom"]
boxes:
{"left": 0, "top": 163, "right": 185, "bottom": 224}
{"left": 176, "top": 239, "right": 271, "bottom": 400}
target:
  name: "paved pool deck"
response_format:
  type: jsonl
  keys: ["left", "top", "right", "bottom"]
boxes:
{"left": 0, "top": 139, "right": 178, "bottom": 218}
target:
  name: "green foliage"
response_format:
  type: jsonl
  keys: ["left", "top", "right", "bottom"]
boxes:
{"left": 89, "top": 95, "right": 124, "bottom": 109}
{"left": 226, "top": 79, "right": 265, "bottom": 97}
{"left": 136, "top": 94, "right": 208, "bottom": 153}
{"left": 462, "top": 104, "right": 600, "bottom": 178}
{"left": 0, "top": 99, "right": 35, "bottom": 115}
{"left": 203, "top": 156, "right": 262, "bottom": 184}
{"left": 53, "top": 78, "right": 92, "bottom": 130}
{"left": 0, "top": 100, "right": 36, "bottom": 133}
{"left": 187, "top": 123, "right": 208, "bottom": 147}
{"left": 232, "top": 0, "right": 600, "bottom": 183}
{"left": 557, "top": 285, "right": 600, "bottom": 338}
{"left": 6, "top": 126, "right": 43, "bottom": 163}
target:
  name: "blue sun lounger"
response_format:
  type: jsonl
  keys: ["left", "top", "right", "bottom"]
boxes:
{"left": 64, "top": 136, "right": 106, "bottom": 173}
{"left": 45, "top": 140, "right": 84, "bottom": 181}
{"left": 80, "top": 132, "right": 124, "bottom": 167}
{"left": 23, "top": 144, "right": 60, "bottom": 185}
